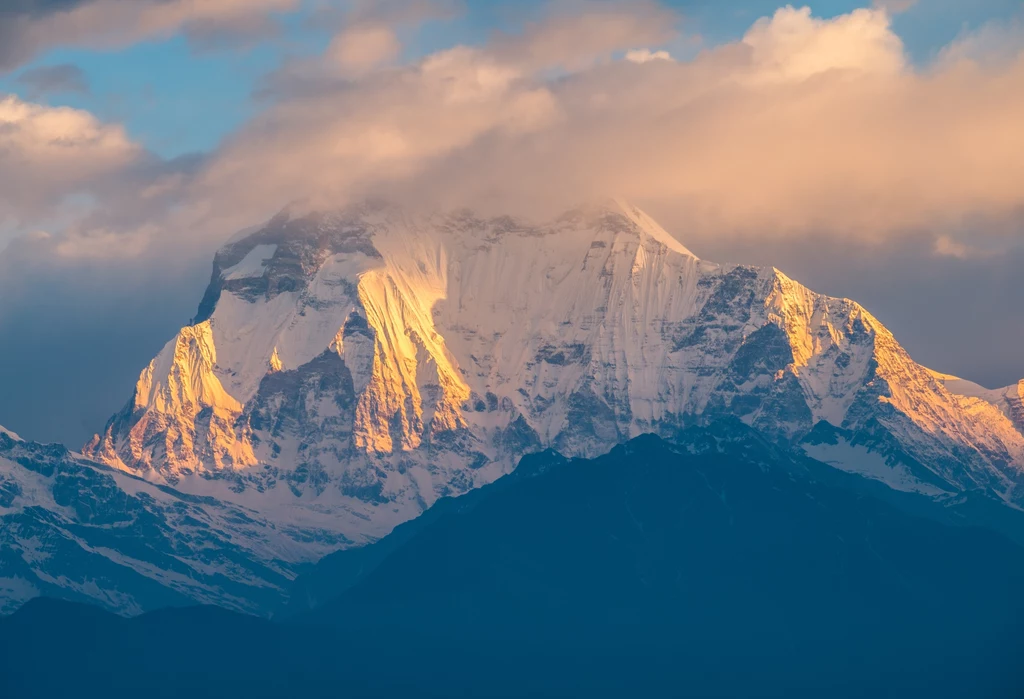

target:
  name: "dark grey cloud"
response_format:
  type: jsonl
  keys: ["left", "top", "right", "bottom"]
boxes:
{"left": 304, "top": 0, "right": 462, "bottom": 30}
{"left": 0, "top": 0, "right": 97, "bottom": 69}
{"left": 0, "top": 0, "right": 95, "bottom": 17}
{"left": 183, "top": 14, "right": 284, "bottom": 53}
{"left": 15, "top": 63, "right": 90, "bottom": 95}
{"left": 669, "top": 224, "right": 1024, "bottom": 391}
{"left": 0, "top": 0, "right": 300, "bottom": 72}
{"left": 0, "top": 230, "right": 212, "bottom": 447}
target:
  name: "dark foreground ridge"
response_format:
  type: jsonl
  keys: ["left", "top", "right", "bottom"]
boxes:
{"left": 3, "top": 424, "right": 1024, "bottom": 698}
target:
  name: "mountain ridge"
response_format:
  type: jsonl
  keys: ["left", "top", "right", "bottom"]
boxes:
{"left": 4, "top": 198, "right": 1023, "bottom": 615}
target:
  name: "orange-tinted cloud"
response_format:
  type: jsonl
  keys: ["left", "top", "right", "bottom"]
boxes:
{"left": 192, "top": 4, "right": 1024, "bottom": 242}
{"left": 0, "top": 0, "right": 300, "bottom": 71}
{"left": 0, "top": 95, "right": 139, "bottom": 231}
{"left": 8, "top": 3, "right": 1024, "bottom": 259}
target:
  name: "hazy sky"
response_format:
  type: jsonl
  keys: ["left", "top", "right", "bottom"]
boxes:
{"left": 1, "top": 0, "right": 1023, "bottom": 446}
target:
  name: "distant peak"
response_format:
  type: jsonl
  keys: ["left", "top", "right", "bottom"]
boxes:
{"left": 553, "top": 196, "right": 699, "bottom": 259}
{"left": 611, "top": 197, "right": 699, "bottom": 260}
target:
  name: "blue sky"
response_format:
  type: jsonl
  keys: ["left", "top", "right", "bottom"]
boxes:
{"left": 1, "top": 0, "right": 1019, "bottom": 158}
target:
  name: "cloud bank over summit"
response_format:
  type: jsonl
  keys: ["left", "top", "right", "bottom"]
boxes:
{"left": 5, "top": 3, "right": 1024, "bottom": 256}
{"left": 1, "top": 1, "right": 1023, "bottom": 444}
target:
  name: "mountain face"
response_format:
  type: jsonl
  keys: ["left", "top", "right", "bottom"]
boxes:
{"left": 7, "top": 198, "right": 1020, "bottom": 616}
{"left": 5, "top": 428, "right": 1024, "bottom": 699}
{"left": 81, "top": 200, "right": 1024, "bottom": 549}
{"left": 0, "top": 429, "right": 343, "bottom": 616}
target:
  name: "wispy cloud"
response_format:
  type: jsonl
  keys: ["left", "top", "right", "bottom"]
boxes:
{"left": 0, "top": 0, "right": 301, "bottom": 71}
{"left": 15, "top": 63, "right": 90, "bottom": 96}
{"left": 0, "top": 95, "right": 139, "bottom": 225}
{"left": 872, "top": 0, "right": 918, "bottom": 14}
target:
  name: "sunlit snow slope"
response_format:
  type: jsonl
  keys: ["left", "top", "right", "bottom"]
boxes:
{"left": 84, "top": 200, "right": 1024, "bottom": 549}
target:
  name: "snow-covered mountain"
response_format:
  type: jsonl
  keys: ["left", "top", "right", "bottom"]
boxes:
{"left": 81, "top": 199, "right": 1024, "bottom": 554}
{"left": 0, "top": 428, "right": 344, "bottom": 615}
{"left": 931, "top": 373, "right": 1024, "bottom": 434}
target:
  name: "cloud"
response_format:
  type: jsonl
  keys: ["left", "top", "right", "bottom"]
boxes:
{"left": 740, "top": 6, "right": 905, "bottom": 83}
{"left": 15, "top": 63, "right": 90, "bottom": 96}
{"left": 309, "top": 0, "right": 461, "bottom": 29}
{"left": 0, "top": 1, "right": 89, "bottom": 17}
{"left": 201, "top": 42, "right": 562, "bottom": 225}
{"left": 625, "top": 48, "right": 674, "bottom": 63}
{"left": 285, "top": 3, "right": 1016, "bottom": 238}
{"left": 939, "top": 17, "right": 1024, "bottom": 67}
{"left": 0, "top": 0, "right": 301, "bottom": 71}
{"left": 933, "top": 234, "right": 974, "bottom": 259}
{"left": 326, "top": 23, "right": 402, "bottom": 75}
{"left": 0, "top": 95, "right": 140, "bottom": 229}
{"left": 489, "top": 0, "right": 679, "bottom": 72}
{"left": 174, "top": 1, "right": 680, "bottom": 233}
{"left": 872, "top": 0, "right": 918, "bottom": 14}
{"left": 14, "top": 2, "right": 1024, "bottom": 259}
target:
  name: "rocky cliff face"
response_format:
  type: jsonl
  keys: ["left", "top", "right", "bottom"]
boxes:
{"left": 83, "top": 200, "right": 1024, "bottom": 551}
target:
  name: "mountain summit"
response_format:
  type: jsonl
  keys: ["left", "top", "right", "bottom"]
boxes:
{"left": 83, "top": 199, "right": 1024, "bottom": 550}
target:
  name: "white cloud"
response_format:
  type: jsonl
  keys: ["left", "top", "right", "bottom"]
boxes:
{"left": 741, "top": 6, "right": 905, "bottom": 83}
{"left": 326, "top": 23, "right": 402, "bottom": 75}
{"left": 625, "top": 48, "right": 674, "bottom": 63}
{"left": 0, "top": 95, "right": 140, "bottom": 231}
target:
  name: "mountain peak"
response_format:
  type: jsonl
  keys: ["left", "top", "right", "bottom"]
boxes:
{"left": 607, "top": 197, "right": 699, "bottom": 260}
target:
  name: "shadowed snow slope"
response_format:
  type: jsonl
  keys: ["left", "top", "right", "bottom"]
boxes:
{"left": 0, "top": 430, "right": 348, "bottom": 616}
{"left": 82, "top": 199, "right": 1024, "bottom": 557}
